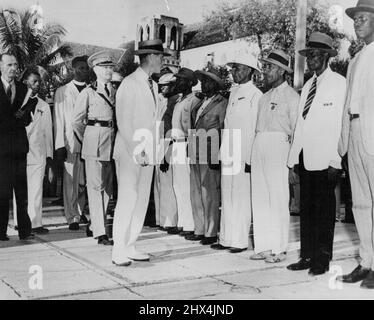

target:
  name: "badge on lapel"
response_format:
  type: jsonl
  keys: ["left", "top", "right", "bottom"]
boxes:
{"left": 323, "top": 102, "right": 333, "bottom": 107}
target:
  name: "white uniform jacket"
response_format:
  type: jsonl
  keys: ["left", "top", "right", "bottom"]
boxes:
{"left": 72, "top": 82, "right": 115, "bottom": 161}
{"left": 220, "top": 81, "right": 263, "bottom": 165}
{"left": 26, "top": 97, "right": 53, "bottom": 165}
{"left": 113, "top": 67, "right": 159, "bottom": 163}
{"left": 288, "top": 67, "right": 346, "bottom": 170}
{"left": 339, "top": 41, "right": 374, "bottom": 156}
{"left": 54, "top": 81, "right": 84, "bottom": 153}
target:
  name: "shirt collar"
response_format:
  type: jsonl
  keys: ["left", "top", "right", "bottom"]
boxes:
{"left": 138, "top": 67, "right": 151, "bottom": 82}
{"left": 314, "top": 66, "right": 331, "bottom": 83}
{"left": 269, "top": 80, "right": 288, "bottom": 94}
{"left": 72, "top": 80, "right": 86, "bottom": 86}
{"left": 1, "top": 76, "right": 15, "bottom": 88}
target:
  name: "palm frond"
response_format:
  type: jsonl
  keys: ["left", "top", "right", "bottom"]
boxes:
{"left": 39, "top": 44, "right": 72, "bottom": 67}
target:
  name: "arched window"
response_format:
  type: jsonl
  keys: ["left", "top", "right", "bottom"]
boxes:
{"left": 146, "top": 25, "right": 150, "bottom": 40}
{"left": 139, "top": 27, "right": 144, "bottom": 42}
{"left": 159, "top": 24, "right": 166, "bottom": 44}
{"left": 170, "top": 26, "right": 177, "bottom": 50}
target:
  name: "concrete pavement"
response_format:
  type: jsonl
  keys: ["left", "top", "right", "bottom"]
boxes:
{"left": 0, "top": 199, "right": 373, "bottom": 300}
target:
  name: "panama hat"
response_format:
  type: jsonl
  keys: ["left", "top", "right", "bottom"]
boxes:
{"left": 194, "top": 68, "right": 225, "bottom": 89}
{"left": 346, "top": 0, "right": 374, "bottom": 19}
{"left": 226, "top": 52, "right": 260, "bottom": 72}
{"left": 134, "top": 39, "right": 171, "bottom": 56}
{"left": 260, "top": 49, "right": 293, "bottom": 73}
{"left": 299, "top": 32, "right": 338, "bottom": 57}
{"left": 158, "top": 73, "right": 176, "bottom": 85}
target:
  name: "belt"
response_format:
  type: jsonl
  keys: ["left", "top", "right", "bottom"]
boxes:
{"left": 349, "top": 114, "right": 359, "bottom": 121}
{"left": 172, "top": 137, "right": 188, "bottom": 142}
{"left": 87, "top": 119, "right": 114, "bottom": 128}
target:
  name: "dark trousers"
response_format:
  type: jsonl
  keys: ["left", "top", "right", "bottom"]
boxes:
{"left": 0, "top": 154, "right": 31, "bottom": 237}
{"left": 299, "top": 153, "right": 336, "bottom": 268}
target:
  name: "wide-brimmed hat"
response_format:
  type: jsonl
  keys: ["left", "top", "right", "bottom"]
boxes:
{"left": 194, "top": 68, "right": 225, "bottom": 89}
{"left": 226, "top": 52, "right": 260, "bottom": 72}
{"left": 158, "top": 73, "right": 176, "bottom": 85}
{"left": 134, "top": 39, "right": 171, "bottom": 56}
{"left": 346, "top": 0, "right": 374, "bottom": 19}
{"left": 299, "top": 32, "right": 338, "bottom": 57}
{"left": 88, "top": 50, "right": 117, "bottom": 68}
{"left": 174, "top": 67, "right": 198, "bottom": 86}
{"left": 260, "top": 49, "right": 293, "bottom": 73}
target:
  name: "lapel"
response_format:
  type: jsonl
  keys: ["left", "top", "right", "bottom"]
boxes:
{"left": 191, "top": 98, "right": 203, "bottom": 127}
{"left": 13, "top": 81, "right": 27, "bottom": 110}
{"left": 67, "top": 81, "right": 80, "bottom": 100}
{"left": 0, "top": 80, "right": 11, "bottom": 108}
{"left": 195, "top": 94, "right": 221, "bottom": 126}
{"left": 135, "top": 68, "right": 156, "bottom": 111}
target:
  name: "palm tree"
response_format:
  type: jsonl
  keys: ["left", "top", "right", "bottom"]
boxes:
{"left": 0, "top": 8, "right": 72, "bottom": 78}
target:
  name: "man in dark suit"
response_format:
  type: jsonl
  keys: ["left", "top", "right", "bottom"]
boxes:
{"left": 0, "top": 51, "right": 36, "bottom": 241}
{"left": 187, "top": 68, "right": 228, "bottom": 245}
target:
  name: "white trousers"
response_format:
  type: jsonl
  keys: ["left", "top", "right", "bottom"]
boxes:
{"left": 85, "top": 159, "right": 113, "bottom": 238}
{"left": 171, "top": 141, "right": 194, "bottom": 231}
{"left": 220, "top": 162, "right": 251, "bottom": 249}
{"left": 63, "top": 152, "right": 86, "bottom": 224}
{"left": 348, "top": 119, "right": 374, "bottom": 270}
{"left": 112, "top": 154, "right": 154, "bottom": 262}
{"left": 154, "top": 164, "right": 178, "bottom": 228}
{"left": 13, "top": 163, "right": 45, "bottom": 228}
{"left": 252, "top": 132, "right": 290, "bottom": 255}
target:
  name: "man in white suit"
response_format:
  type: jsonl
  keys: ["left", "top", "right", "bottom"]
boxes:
{"left": 212, "top": 53, "right": 262, "bottom": 253}
{"left": 112, "top": 39, "right": 169, "bottom": 266}
{"left": 287, "top": 32, "right": 346, "bottom": 276}
{"left": 54, "top": 56, "right": 89, "bottom": 230}
{"left": 13, "top": 69, "right": 53, "bottom": 234}
{"left": 337, "top": 0, "right": 374, "bottom": 289}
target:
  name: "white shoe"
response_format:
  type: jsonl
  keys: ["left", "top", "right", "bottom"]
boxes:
{"left": 127, "top": 251, "right": 150, "bottom": 261}
{"left": 112, "top": 259, "right": 132, "bottom": 267}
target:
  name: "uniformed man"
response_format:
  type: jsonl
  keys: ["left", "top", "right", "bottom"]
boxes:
{"left": 213, "top": 53, "right": 262, "bottom": 253}
{"left": 187, "top": 67, "right": 228, "bottom": 245}
{"left": 112, "top": 39, "right": 169, "bottom": 266}
{"left": 72, "top": 51, "right": 117, "bottom": 245}
{"left": 250, "top": 50, "right": 300, "bottom": 263}
{"left": 13, "top": 69, "right": 53, "bottom": 234}
{"left": 287, "top": 32, "right": 346, "bottom": 276}
{"left": 54, "top": 55, "right": 89, "bottom": 230}
{"left": 154, "top": 73, "right": 179, "bottom": 231}
{"left": 168, "top": 68, "right": 200, "bottom": 237}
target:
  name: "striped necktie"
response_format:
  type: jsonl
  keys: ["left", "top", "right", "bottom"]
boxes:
{"left": 148, "top": 77, "right": 156, "bottom": 103}
{"left": 302, "top": 76, "right": 317, "bottom": 119}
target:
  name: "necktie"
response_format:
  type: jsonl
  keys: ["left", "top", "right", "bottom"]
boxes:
{"left": 104, "top": 83, "right": 110, "bottom": 97}
{"left": 302, "top": 76, "right": 317, "bottom": 119}
{"left": 6, "top": 84, "right": 12, "bottom": 102}
{"left": 148, "top": 77, "right": 156, "bottom": 103}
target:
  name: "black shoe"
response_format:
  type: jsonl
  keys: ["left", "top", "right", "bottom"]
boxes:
{"left": 0, "top": 235, "right": 9, "bottom": 241}
{"left": 19, "top": 233, "right": 35, "bottom": 240}
{"left": 336, "top": 265, "right": 371, "bottom": 283}
{"left": 290, "top": 211, "right": 300, "bottom": 216}
{"left": 210, "top": 243, "right": 229, "bottom": 250}
{"left": 86, "top": 224, "right": 93, "bottom": 237}
{"left": 179, "top": 231, "right": 194, "bottom": 237}
{"left": 167, "top": 227, "right": 182, "bottom": 234}
{"left": 32, "top": 227, "right": 49, "bottom": 234}
{"left": 14, "top": 226, "right": 18, "bottom": 231}
{"left": 79, "top": 215, "right": 89, "bottom": 224}
{"left": 97, "top": 235, "right": 113, "bottom": 245}
{"left": 229, "top": 247, "right": 247, "bottom": 253}
{"left": 69, "top": 222, "right": 80, "bottom": 230}
{"left": 158, "top": 226, "right": 167, "bottom": 231}
{"left": 360, "top": 270, "right": 374, "bottom": 289}
{"left": 200, "top": 236, "right": 217, "bottom": 245}
{"left": 308, "top": 265, "right": 329, "bottom": 276}
{"left": 185, "top": 234, "right": 204, "bottom": 241}
{"left": 287, "top": 258, "right": 311, "bottom": 271}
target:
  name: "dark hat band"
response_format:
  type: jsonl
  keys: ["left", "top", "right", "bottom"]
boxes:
{"left": 306, "top": 41, "right": 333, "bottom": 50}
{"left": 138, "top": 43, "right": 164, "bottom": 52}
{"left": 267, "top": 53, "right": 289, "bottom": 66}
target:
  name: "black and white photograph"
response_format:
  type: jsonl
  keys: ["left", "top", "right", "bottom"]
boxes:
{"left": 0, "top": 0, "right": 374, "bottom": 304}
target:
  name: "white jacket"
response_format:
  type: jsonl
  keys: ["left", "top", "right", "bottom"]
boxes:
{"left": 26, "top": 97, "right": 53, "bottom": 165}
{"left": 220, "top": 81, "right": 262, "bottom": 164}
{"left": 288, "top": 67, "right": 346, "bottom": 170}
{"left": 113, "top": 67, "right": 159, "bottom": 163}
{"left": 54, "top": 81, "right": 83, "bottom": 153}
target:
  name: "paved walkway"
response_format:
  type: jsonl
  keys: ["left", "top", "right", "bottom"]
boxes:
{"left": 0, "top": 200, "right": 372, "bottom": 300}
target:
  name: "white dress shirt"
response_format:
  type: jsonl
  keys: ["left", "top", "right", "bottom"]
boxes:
{"left": 1, "top": 76, "right": 16, "bottom": 103}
